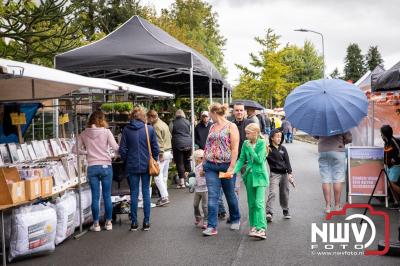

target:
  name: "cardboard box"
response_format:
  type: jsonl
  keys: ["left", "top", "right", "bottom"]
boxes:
{"left": 7, "top": 182, "right": 26, "bottom": 203}
{"left": 0, "top": 167, "right": 26, "bottom": 205}
{"left": 25, "top": 178, "right": 42, "bottom": 200}
{"left": 41, "top": 176, "right": 53, "bottom": 197}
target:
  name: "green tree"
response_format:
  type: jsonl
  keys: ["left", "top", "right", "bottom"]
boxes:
{"left": 0, "top": 0, "right": 82, "bottom": 66}
{"left": 279, "top": 41, "right": 323, "bottom": 84}
{"left": 70, "top": 0, "right": 154, "bottom": 41}
{"left": 365, "top": 45, "right": 384, "bottom": 71}
{"left": 329, "top": 67, "right": 341, "bottom": 79}
{"left": 157, "top": 0, "right": 227, "bottom": 77}
{"left": 234, "top": 29, "right": 323, "bottom": 108}
{"left": 344, "top": 43, "right": 365, "bottom": 82}
{"left": 234, "top": 29, "right": 291, "bottom": 107}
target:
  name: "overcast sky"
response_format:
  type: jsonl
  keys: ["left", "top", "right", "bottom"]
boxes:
{"left": 144, "top": 0, "right": 400, "bottom": 85}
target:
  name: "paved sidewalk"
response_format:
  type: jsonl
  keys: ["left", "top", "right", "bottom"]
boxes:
{"left": 12, "top": 140, "right": 400, "bottom": 265}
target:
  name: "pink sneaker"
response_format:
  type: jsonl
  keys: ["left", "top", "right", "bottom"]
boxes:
{"left": 202, "top": 227, "right": 218, "bottom": 236}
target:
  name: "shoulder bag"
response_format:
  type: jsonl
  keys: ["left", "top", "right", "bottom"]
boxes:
{"left": 145, "top": 124, "right": 160, "bottom": 176}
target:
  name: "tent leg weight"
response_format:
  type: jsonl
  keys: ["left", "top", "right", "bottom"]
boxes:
{"left": 73, "top": 230, "right": 88, "bottom": 240}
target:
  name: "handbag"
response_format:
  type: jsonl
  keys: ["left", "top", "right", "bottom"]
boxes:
{"left": 145, "top": 124, "right": 160, "bottom": 176}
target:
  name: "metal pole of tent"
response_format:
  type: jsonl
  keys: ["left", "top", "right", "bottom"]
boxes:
{"left": 209, "top": 68, "right": 213, "bottom": 105}
{"left": 222, "top": 85, "right": 225, "bottom": 105}
{"left": 73, "top": 98, "right": 87, "bottom": 238}
{"left": 1, "top": 210, "right": 6, "bottom": 266}
{"left": 32, "top": 116, "right": 35, "bottom": 141}
{"left": 371, "top": 100, "right": 375, "bottom": 146}
{"left": 53, "top": 99, "right": 59, "bottom": 138}
{"left": 42, "top": 108, "right": 45, "bottom": 140}
{"left": 190, "top": 55, "right": 196, "bottom": 169}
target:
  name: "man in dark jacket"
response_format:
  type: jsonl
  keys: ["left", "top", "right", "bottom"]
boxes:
{"left": 228, "top": 103, "right": 252, "bottom": 200}
{"left": 256, "top": 112, "right": 267, "bottom": 135}
{"left": 229, "top": 103, "right": 252, "bottom": 152}
{"left": 119, "top": 108, "right": 159, "bottom": 231}
{"left": 195, "top": 111, "right": 213, "bottom": 150}
{"left": 266, "top": 129, "right": 293, "bottom": 221}
{"left": 170, "top": 109, "right": 192, "bottom": 188}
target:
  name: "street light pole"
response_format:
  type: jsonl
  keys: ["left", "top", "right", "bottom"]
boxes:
{"left": 294, "top": 28, "right": 326, "bottom": 79}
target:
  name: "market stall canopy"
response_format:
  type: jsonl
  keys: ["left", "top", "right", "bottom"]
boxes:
{"left": 355, "top": 70, "right": 371, "bottom": 91}
{"left": 0, "top": 58, "right": 119, "bottom": 102}
{"left": 371, "top": 63, "right": 398, "bottom": 92}
{"left": 103, "top": 79, "right": 173, "bottom": 98}
{"left": 55, "top": 15, "right": 227, "bottom": 97}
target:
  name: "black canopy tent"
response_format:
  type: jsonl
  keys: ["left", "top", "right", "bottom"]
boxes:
{"left": 55, "top": 15, "right": 231, "bottom": 158}
{"left": 55, "top": 15, "right": 228, "bottom": 98}
{"left": 372, "top": 61, "right": 400, "bottom": 92}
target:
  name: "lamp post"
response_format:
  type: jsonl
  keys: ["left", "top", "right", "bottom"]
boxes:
{"left": 294, "top": 28, "right": 326, "bottom": 79}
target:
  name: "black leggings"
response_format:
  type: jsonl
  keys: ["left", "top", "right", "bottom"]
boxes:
{"left": 173, "top": 148, "right": 192, "bottom": 180}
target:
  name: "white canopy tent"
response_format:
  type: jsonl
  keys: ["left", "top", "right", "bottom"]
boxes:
{"left": 0, "top": 58, "right": 173, "bottom": 101}
{"left": 102, "top": 79, "right": 173, "bottom": 98}
{"left": 0, "top": 58, "right": 119, "bottom": 102}
{"left": 0, "top": 58, "right": 173, "bottom": 243}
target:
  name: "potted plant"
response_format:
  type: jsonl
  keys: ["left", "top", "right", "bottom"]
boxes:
{"left": 114, "top": 102, "right": 133, "bottom": 121}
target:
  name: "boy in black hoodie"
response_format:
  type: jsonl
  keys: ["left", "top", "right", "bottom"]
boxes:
{"left": 266, "top": 129, "right": 293, "bottom": 221}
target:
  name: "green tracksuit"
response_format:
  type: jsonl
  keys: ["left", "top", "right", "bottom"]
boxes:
{"left": 234, "top": 138, "right": 269, "bottom": 230}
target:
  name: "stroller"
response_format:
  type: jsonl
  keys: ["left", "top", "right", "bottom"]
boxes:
{"left": 111, "top": 160, "right": 131, "bottom": 224}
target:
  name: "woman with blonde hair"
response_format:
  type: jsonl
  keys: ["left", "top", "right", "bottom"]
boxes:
{"left": 202, "top": 103, "right": 241, "bottom": 236}
{"left": 119, "top": 107, "right": 159, "bottom": 231}
{"left": 234, "top": 123, "right": 269, "bottom": 239}
{"left": 75, "top": 110, "right": 119, "bottom": 232}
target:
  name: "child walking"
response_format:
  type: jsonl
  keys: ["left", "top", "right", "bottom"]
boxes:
{"left": 193, "top": 149, "right": 208, "bottom": 229}
{"left": 266, "top": 129, "right": 294, "bottom": 222}
{"left": 233, "top": 124, "right": 269, "bottom": 239}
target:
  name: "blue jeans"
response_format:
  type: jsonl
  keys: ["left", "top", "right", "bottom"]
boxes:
{"left": 265, "top": 127, "right": 271, "bottom": 136}
{"left": 285, "top": 132, "right": 293, "bottom": 143}
{"left": 218, "top": 188, "right": 226, "bottom": 215}
{"left": 204, "top": 161, "right": 240, "bottom": 229}
{"left": 129, "top": 173, "right": 151, "bottom": 224}
{"left": 88, "top": 165, "right": 113, "bottom": 223}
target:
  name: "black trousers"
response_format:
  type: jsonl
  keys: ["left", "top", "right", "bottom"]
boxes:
{"left": 173, "top": 148, "right": 192, "bottom": 180}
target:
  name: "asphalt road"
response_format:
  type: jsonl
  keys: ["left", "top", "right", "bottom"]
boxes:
{"left": 13, "top": 140, "right": 400, "bottom": 266}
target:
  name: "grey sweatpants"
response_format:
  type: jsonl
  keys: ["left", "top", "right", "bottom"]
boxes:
{"left": 194, "top": 191, "right": 208, "bottom": 221}
{"left": 266, "top": 172, "right": 289, "bottom": 214}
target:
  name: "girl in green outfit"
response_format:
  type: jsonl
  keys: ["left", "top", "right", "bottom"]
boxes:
{"left": 233, "top": 123, "right": 269, "bottom": 239}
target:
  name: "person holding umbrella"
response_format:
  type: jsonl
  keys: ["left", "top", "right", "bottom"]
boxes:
{"left": 284, "top": 79, "right": 368, "bottom": 214}
{"left": 317, "top": 132, "right": 352, "bottom": 213}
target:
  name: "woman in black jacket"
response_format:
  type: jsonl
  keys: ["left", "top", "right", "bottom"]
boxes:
{"left": 170, "top": 109, "right": 192, "bottom": 188}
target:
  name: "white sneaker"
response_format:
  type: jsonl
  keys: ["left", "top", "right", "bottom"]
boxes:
{"left": 138, "top": 201, "right": 156, "bottom": 208}
{"left": 105, "top": 222, "right": 112, "bottom": 231}
{"left": 90, "top": 223, "right": 101, "bottom": 232}
{"left": 230, "top": 221, "right": 240, "bottom": 230}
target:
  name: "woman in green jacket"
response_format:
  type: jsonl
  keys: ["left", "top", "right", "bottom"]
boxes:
{"left": 233, "top": 123, "right": 269, "bottom": 239}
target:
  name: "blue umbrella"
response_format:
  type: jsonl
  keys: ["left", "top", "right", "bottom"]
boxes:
{"left": 284, "top": 79, "right": 368, "bottom": 136}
